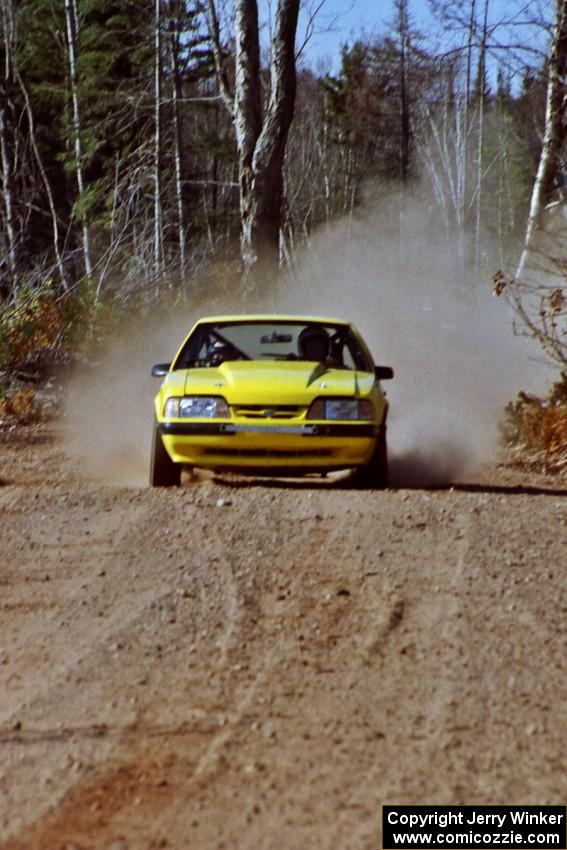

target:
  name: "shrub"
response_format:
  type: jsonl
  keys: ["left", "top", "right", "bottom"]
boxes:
{"left": 0, "top": 387, "right": 37, "bottom": 422}
{"left": 503, "top": 372, "right": 567, "bottom": 454}
{"left": 0, "top": 287, "right": 65, "bottom": 368}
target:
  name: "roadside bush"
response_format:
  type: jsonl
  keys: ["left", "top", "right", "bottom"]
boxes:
{"left": 0, "top": 284, "right": 93, "bottom": 422}
{"left": 502, "top": 372, "right": 567, "bottom": 454}
{"left": 0, "top": 287, "right": 67, "bottom": 369}
{"left": 0, "top": 387, "right": 37, "bottom": 422}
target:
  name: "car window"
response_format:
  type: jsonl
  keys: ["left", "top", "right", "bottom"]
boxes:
{"left": 174, "top": 322, "right": 373, "bottom": 371}
{"left": 218, "top": 323, "right": 300, "bottom": 359}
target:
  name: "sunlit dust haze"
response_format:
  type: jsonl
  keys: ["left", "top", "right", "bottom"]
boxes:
{"left": 63, "top": 195, "right": 551, "bottom": 487}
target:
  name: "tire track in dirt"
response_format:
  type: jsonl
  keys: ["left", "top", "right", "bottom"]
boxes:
{"left": 2, "top": 487, "right": 320, "bottom": 847}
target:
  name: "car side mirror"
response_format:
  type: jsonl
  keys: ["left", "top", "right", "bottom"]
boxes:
{"left": 375, "top": 365, "right": 394, "bottom": 380}
{"left": 151, "top": 363, "right": 171, "bottom": 377}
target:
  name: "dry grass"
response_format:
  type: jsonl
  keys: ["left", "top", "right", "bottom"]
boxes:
{"left": 0, "top": 387, "right": 37, "bottom": 423}
{"left": 519, "top": 401, "right": 567, "bottom": 453}
{"left": 503, "top": 372, "right": 567, "bottom": 456}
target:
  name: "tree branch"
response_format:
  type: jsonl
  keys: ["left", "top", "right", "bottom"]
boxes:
{"left": 203, "top": 0, "right": 234, "bottom": 115}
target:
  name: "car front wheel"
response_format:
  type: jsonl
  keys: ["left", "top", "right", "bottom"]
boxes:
{"left": 352, "top": 428, "right": 389, "bottom": 489}
{"left": 149, "top": 423, "right": 181, "bottom": 487}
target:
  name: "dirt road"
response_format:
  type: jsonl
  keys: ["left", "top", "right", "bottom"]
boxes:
{"left": 1, "top": 424, "right": 566, "bottom": 850}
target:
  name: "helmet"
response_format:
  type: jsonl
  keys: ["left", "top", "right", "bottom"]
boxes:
{"left": 297, "top": 326, "right": 330, "bottom": 362}
{"left": 206, "top": 339, "right": 235, "bottom": 365}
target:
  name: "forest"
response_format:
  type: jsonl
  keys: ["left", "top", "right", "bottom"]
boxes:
{"left": 1, "top": 0, "right": 566, "bottom": 452}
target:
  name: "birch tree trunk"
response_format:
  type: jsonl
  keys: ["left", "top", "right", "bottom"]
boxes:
{"left": 169, "top": 10, "right": 186, "bottom": 284}
{"left": 516, "top": 0, "right": 567, "bottom": 282}
{"left": 321, "top": 101, "right": 331, "bottom": 224}
{"left": 474, "top": 0, "right": 489, "bottom": 276}
{"left": 64, "top": 0, "right": 93, "bottom": 280}
{"left": 153, "top": 0, "right": 164, "bottom": 279}
{"left": 396, "top": 0, "right": 411, "bottom": 258}
{"left": 396, "top": 0, "right": 410, "bottom": 186}
{"left": 0, "top": 0, "right": 18, "bottom": 292}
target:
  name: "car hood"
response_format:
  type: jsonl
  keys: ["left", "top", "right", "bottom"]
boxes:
{"left": 164, "top": 361, "right": 375, "bottom": 405}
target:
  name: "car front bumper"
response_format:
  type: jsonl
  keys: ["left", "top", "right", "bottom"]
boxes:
{"left": 158, "top": 421, "right": 380, "bottom": 471}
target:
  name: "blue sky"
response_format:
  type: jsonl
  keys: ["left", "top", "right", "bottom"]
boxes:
{"left": 297, "top": 0, "right": 551, "bottom": 78}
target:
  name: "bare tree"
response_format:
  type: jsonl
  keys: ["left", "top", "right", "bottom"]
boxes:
{"left": 396, "top": 0, "right": 411, "bottom": 186}
{"left": 515, "top": 0, "right": 567, "bottom": 283}
{"left": 473, "top": 0, "right": 490, "bottom": 276}
{"left": 419, "top": 87, "right": 478, "bottom": 287}
{"left": 16, "top": 71, "right": 68, "bottom": 291}
{"left": 491, "top": 0, "right": 567, "bottom": 367}
{"left": 153, "top": 0, "right": 164, "bottom": 279}
{"left": 64, "top": 0, "right": 93, "bottom": 280}
{"left": 0, "top": 0, "right": 18, "bottom": 293}
{"left": 205, "top": 0, "right": 300, "bottom": 278}
{"left": 168, "top": 2, "right": 187, "bottom": 285}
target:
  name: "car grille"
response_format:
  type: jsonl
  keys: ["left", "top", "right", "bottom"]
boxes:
{"left": 204, "top": 448, "right": 333, "bottom": 459}
{"left": 231, "top": 404, "right": 305, "bottom": 420}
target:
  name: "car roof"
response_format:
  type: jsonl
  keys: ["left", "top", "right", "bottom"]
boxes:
{"left": 194, "top": 315, "right": 352, "bottom": 326}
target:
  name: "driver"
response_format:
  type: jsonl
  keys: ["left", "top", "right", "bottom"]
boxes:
{"left": 297, "top": 326, "right": 330, "bottom": 362}
{"left": 206, "top": 339, "right": 237, "bottom": 365}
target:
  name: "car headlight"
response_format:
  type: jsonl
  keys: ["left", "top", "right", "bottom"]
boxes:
{"left": 307, "top": 398, "right": 374, "bottom": 420}
{"left": 164, "top": 396, "right": 230, "bottom": 418}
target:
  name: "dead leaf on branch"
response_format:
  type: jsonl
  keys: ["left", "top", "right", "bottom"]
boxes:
{"left": 492, "top": 269, "right": 509, "bottom": 297}
{"left": 549, "top": 288, "right": 565, "bottom": 313}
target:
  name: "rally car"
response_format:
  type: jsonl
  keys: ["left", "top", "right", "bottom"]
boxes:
{"left": 150, "top": 315, "right": 393, "bottom": 487}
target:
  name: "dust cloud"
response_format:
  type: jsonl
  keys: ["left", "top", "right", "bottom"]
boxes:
{"left": 274, "top": 198, "right": 551, "bottom": 485}
{"left": 63, "top": 195, "right": 551, "bottom": 487}
{"left": 63, "top": 310, "right": 194, "bottom": 486}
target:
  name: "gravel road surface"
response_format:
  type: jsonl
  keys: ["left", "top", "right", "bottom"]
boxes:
{"left": 1, "top": 425, "right": 566, "bottom": 850}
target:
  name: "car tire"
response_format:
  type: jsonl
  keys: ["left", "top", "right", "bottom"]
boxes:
{"left": 352, "top": 427, "right": 389, "bottom": 489}
{"left": 150, "top": 423, "right": 181, "bottom": 487}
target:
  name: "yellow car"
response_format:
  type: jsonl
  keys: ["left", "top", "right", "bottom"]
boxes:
{"left": 150, "top": 315, "right": 393, "bottom": 487}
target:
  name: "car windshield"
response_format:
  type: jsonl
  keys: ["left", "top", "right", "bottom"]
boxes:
{"left": 174, "top": 320, "right": 373, "bottom": 371}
